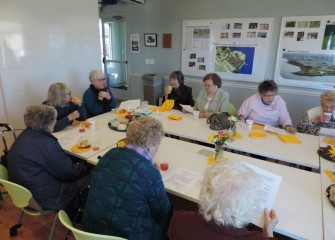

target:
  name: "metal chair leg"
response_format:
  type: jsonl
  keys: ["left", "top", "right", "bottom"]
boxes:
{"left": 10, "top": 210, "right": 24, "bottom": 236}
{"left": 48, "top": 212, "right": 59, "bottom": 240}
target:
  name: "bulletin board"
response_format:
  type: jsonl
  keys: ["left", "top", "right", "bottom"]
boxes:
{"left": 181, "top": 17, "right": 273, "bottom": 82}
{"left": 274, "top": 15, "right": 335, "bottom": 89}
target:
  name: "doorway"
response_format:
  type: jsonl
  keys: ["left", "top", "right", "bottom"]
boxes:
{"left": 100, "top": 16, "right": 128, "bottom": 91}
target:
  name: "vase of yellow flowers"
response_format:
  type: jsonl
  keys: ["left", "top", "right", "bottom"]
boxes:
{"left": 228, "top": 112, "right": 242, "bottom": 136}
{"left": 208, "top": 130, "right": 232, "bottom": 162}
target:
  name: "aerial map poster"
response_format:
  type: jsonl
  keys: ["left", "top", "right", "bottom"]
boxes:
{"left": 182, "top": 18, "right": 273, "bottom": 82}
{"left": 274, "top": 15, "right": 335, "bottom": 89}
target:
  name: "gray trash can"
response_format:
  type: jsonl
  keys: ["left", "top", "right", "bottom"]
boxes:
{"left": 142, "top": 74, "right": 163, "bottom": 106}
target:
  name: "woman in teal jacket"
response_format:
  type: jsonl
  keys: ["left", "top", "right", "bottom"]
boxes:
{"left": 82, "top": 117, "right": 172, "bottom": 240}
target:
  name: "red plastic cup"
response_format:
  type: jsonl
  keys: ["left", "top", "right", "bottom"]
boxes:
{"left": 93, "top": 146, "right": 100, "bottom": 151}
{"left": 79, "top": 128, "right": 85, "bottom": 132}
{"left": 160, "top": 163, "right": 169, "bottom": 171}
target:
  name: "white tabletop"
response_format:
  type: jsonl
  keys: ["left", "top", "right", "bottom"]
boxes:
{"left": 150, "top": 109, "right": 320, "bottom": 169}
{"left": 319, "top": 136, "right": 335, "bottom": 240}
{"left": 157, "top": 137, "right": 323, "bottom": 240}
{"left": 88, "top": 136, "right": 323, "bottom": 240}
{"left": 53, "top": 113, "right": 126, "bottom": 160}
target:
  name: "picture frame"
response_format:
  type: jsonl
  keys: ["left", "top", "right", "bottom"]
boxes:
{"left": 144, "top": 33, "right": 157, "bottom": 47}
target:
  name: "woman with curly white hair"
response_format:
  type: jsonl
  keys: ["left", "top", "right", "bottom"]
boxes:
{"left": 168, "top": 161, "right": 278, "bottom": 240}
{"left": 82, "top": 116, "right": 172, "bottom": 240}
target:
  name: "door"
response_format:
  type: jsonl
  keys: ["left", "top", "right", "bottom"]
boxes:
{"left": 100, "top": 16, "right": 127, "bottom": 89}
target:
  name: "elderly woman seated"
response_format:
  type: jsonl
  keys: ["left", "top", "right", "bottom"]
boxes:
{"left": 7, "top": 105, "right": 90, "bottom": 215}
{"left": 82, "top": 116, "right": 172, "bottom": 240}
{"left": 239, "top": 80, "right": 296, "bottom": 133}
{"left": 297, "top": 90, "right": 335, "bottom": 135}
{"left": 168, "top": 161, "right": 278, "bottom": 240}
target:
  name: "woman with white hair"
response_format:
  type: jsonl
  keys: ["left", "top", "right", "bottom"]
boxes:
{"left": 168, "top": 161, "right": 278, "bottom": 240}
{"left": 82, "top": 116, "right": 172, "bottom": 240}
{"left": 83, "top": 69, "right": 118, "bottom": 117}
{"left": 297, "top": 90, "right": 335, "bottom": 135}
{"left": 44, "top": 82, "right": 87, "bottom": 132}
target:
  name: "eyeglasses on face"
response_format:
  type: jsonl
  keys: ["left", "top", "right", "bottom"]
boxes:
{"left": 262, "top": 93, "right": 277, "bottom": 98}
{"left": 95, "top": 78, "right": 106, "bottom": 82}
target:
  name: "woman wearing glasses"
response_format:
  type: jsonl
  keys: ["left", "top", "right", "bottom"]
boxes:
{"left": 44, "top": 82, "right": 87, "bottom": 132}
{"left": 239, "top": 80, "right": 296, "bottom": 133}
{"left": 83, "top": 69, "right": 118, "bottom": 117}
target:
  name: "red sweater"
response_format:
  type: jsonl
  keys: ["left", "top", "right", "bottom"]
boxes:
{"left": 168, "top": 211, "right": 274, "bottom": 240}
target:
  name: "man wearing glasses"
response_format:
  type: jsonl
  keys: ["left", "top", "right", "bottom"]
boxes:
{"left": 83, "top": 70, "right": 118, "bottom": 117}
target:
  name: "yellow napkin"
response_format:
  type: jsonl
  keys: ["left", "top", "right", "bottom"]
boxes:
{"left": 324, "top": 170, "right": 335, "bottom": 183}
{"left": 161, "top": 99, "right": 174, "bottom": 111}
{"left": 168, "top": 115, "right": 182, "bottom": 120}
{"left": 118, "top": 113, "right": 127, "bottom": 118}
{"left": 277, "top": 135, "right": 301, "bottom": 144}
{"left": 232, "top": 132, "right": 243, "bottom": 139}
{"left": 72, "top": 121, "right": 90, "bottom": 128}
{"left": 252, "top": 124, "right": 264, "bottom": 130}
{"left": 207, "top": 155, "right": 229, "bottom": 165}
{"left": 149, "top": 107, "right": 167, "bottom": 112}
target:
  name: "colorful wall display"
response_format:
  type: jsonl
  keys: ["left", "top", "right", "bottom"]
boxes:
{"left": 274, "top": 15, "right": 335, "bottom": 89}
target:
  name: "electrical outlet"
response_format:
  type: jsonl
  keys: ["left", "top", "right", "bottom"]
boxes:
{"left": 145, "top": 59, "right": 150, "bottom": 64}
{"left": 149, "top": 59, "right": 154, "bottom": 64}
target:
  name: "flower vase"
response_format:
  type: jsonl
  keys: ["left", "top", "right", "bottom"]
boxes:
{"left": 214, "top": 143, "right": 225, "bottom": 162}
{"left": 230, "top": 123, "right": 237, "bottom": 137}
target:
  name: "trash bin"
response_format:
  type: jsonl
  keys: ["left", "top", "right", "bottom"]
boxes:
{"left": 142, "top": 74, "right": 163, "bottom": 106}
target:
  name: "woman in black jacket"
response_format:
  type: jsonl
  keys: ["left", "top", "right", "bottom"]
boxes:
{"left": 162, "top": 71, "right": 195, "bottom": 111}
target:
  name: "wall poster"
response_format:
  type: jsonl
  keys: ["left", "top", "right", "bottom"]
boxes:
{"left": 182, "top": 17, "right": 273, "bottom": 82}
{"left": 274, "top": 15, "right": 335, "bottom": 89}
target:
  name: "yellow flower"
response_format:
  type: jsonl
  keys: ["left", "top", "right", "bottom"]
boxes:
{"left": 208, "top": 133, "right": 216, "bottom": 143}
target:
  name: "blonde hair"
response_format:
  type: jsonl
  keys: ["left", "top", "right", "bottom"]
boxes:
{"left": 46, "top": 83, "right": 67, "bottom": 107}
{"left": 126, "top": 116, "right": 164, "bottom": 148}
{"left": 24, "top": 105, "right": 57, "bottom": 131}
{"left": 320, "top": 90, "right": 335, "bottom": 103}
{"left": 88, "top": 70, "right": 106, "bottom": 82}
{"left": 199, "top": 161, "right": 261, "bottom": 228}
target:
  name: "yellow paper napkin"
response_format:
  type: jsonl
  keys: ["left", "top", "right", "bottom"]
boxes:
{"left": 161, "top": 99, "right": 174, "bottom": 111}
{"left": 207, "top": 155, "right": 229, "bottom": 165}
{"left": 324, "top": 170, "right": 335, "bottom": 183}
{"left": 232, "top": 132, "right": 243, "bottom": 139}
{"left": 118, "top": 113, "right": 127, "bottom": 118}
{"left": 324, "top": 137, "right": 335, "bottom": 145}
{"left": 277, "top": 134, "right": 301, "bottom": 144}
{"left": 168, "top": 115, "right": 182, "bottom": 120}
{"left": 252, "top": 124, "right": 264, "bottom": 130}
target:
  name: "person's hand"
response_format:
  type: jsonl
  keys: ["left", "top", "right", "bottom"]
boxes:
{"left": 98, "top": 91, "right": 111, "bottom": 100}
{"left": 165, "top": 85, "right": 172, "bottom": 95}
{"left": 285, "top": 125, "right": 297, "bottom": 133}
{"left": 182, "top": 108, "right": 188, "bottom": 113}
{"left": 104, "top": 91, "right": 111, "bottom": 100}
{"left": 263, "top": 209, "right": 278, "bottom": 238}
{"left": 199, "top": 112, "right": 206, "bottom": 118}
{"left": 68, "top": 110, "right": 80, "bottom": 121}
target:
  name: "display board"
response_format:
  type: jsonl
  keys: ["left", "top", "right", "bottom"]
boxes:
{"left": 274, "top": 15, "right": 335, "bottom": 89}
{"left": 182, "top": 17, "right": 273, "bottom": 82}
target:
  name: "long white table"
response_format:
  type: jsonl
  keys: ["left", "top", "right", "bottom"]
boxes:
{"left": 149, "top": 109, "right": 320, "bottom": 169}
{"left": 87, "top": 137, "right": 323, "bottom": 240}
{"left": 319, "top": 136, "right": 335, "bottom": 240}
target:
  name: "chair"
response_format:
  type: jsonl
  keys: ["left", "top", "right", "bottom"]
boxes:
{"left": 58, "top": 210, "right": 127, "bottom": 240}
{"left": 0, "top": 176, "right": 58, "bottom": 239}
{"left": 0, "top": 164, "right": 8, "bottom": 201}
{"left": 227, "top": 103, "right": 236, "bottom": 115}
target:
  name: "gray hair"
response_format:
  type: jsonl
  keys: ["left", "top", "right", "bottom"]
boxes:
{"left": 126, "top": 116, "right": 164, "bottom": 148}
{"left": 46, "top": 82, "right": 67, "bottom": 107}
{"left": 199, "top": 161, "right": 262, "bottom": 228}
{"left": 88, "top": 70, "right": 106, "bottom": 82}
{"left": 24, "top": 105, "right": 57, "bottom": 131}
{"left": 320, "top": 90, "right": 335, "bottom": 103}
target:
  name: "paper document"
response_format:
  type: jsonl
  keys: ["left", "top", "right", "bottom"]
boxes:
{"left": 57, "top": 133, "right": 82, "bottom": 146}
{"left": 319, "top": 127, "right": 335, "bottom": 137}
{"left": 119, "top": 99, "right": 141, "bottom": 110}
{"left": 264, "top": 125, "right": 285, "bottom": 135}
{"left": 244, "top": 163, "right": 282, "bottom": 228}
{"left": 163, "top": 168, "right": 201, "bottom": 190}
{"left": 179, "top": 104, "right": 194, "bottom": 113}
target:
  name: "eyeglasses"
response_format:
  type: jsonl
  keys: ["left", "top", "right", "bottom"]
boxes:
{"left": 262, "top": 93, "right": 277, "bottom": 98}
{"left": 95, "top": 78, "right": 106, "bottom": 82}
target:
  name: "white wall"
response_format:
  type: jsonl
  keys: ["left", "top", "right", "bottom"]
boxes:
{"left": 0, "top": 0, "right": 102, "bottom": 129}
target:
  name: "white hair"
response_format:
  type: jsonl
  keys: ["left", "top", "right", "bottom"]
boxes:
{"left": 199, "top": 161, "right": 262, "bottom": 228}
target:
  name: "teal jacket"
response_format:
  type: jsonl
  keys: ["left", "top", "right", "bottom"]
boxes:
{"left": 82, "top": 147, "right": 172, "bottom": 240}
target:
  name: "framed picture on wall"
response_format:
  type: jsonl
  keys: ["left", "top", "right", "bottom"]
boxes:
{"left": 144, "top": 33, "right": 157, "bottom": 47}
